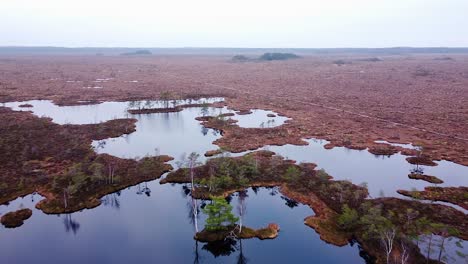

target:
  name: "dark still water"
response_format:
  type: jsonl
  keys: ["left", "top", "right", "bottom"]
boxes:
{"left": 0, "top": 185, "right": 364, "bottom": 264}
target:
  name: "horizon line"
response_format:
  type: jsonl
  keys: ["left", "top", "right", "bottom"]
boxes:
{"left": 2, "top": 46, "right": 468, "bottom": 49}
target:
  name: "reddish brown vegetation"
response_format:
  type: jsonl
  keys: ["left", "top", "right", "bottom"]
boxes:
{"left": 0, "top": 55, "right": 466, "bottom": 165}
{"left": 368, "top": 144, "right": 399, "bottom": 156}
{"left": 128, "top": 103, "right": 219, "bottom": 114}
{"left": 128, "top": 107, "right": 182, "bottom": 114}
{"left": 407, "top": 173, "right": 444, "bottom": 184}
{"left": 406, "top": 156, "right": 438, "bottom": 166}
{"left": 197, "top": 115, "right": 307, "bottom": 152}
{"left": 0, "top": 107, "right": 172, "bottom": 213}
{"left": 280, "top": 185, "right": 351, "bottom": 246}
{"left": 204, "top": 149, "right": 223, "bottom": 157}
{"left": 195, "top": 224, "right": 280, "bottom": 242}
{"left": 1, "top": 208, "right": 32, "bottom": 228}
{"left": 398, "top": 187, "right": 468, "bottom": 210}
{"left": 235, "top": 110, "right": 253, "bottom": 115}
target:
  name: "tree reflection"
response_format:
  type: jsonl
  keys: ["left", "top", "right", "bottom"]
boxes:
{"left": 237, "top": 239, "right": 248, "bottom": 264}
{"left": 187, "top": 196, "right": 200, "bottom": 233}
{"left": 193, "top": 240, "right": 201, "bottom": 264}
{"left": 212, "top": 129, "right": 222, "bottom": 136}
{"left": 136, "top": 183, "right": 151, "bottom": 197}
{"left": 201, "top": 237, "right": 249, "bottom": 261}
{"left": 201, "top": 126, "right": 209, "bottom": 136}
{"left": 225, "top": 194, "right": 233, "bottom": 204}
{"left": 182, "top": 184, "right": 191, "bottom": 197}
{"left": 202, "top": 238, "right": 238, "bottom": 257}
{"left": 102, "top": 191, "right": 121, "bottom": 209}
{"left": 237, "top": 190, "right": 248, "bottom": 232}
{"left": 281, "top": 195, "right": 299, "bottom": 208}
{"left": 251, "top": 187, "right": 259, "bottom": 195}
{"left": 63, "top": 213, "right": 80, "bottom": 235}
{"left": 94, "top": 140, "right": 106, "bottom": 150}
{"left": 410, "top": 164, "right": 424, "bottom": 174}
{"left": 200, "top": 106, "right": 209, "bottom": 117}
{"left": 266, "top": 187, "right": 278, "bottom": 196}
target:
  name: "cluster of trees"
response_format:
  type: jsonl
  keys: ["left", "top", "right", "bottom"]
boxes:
{"left": 128, "top": 100, "right": 156, "bottom": 111}
{"left": 48, "top": 155, "right": 166, "bottom": 210}
{"left": 120, "top": 50, "right": 152, "bottom": 56}
{"left": 231, "top": 53, "right": 301, "bottom": 62}
{"left": 127, "top": 91, "right": 180, "bottom": 111}
{"left": 285, "top": 165, "right": 368, "bottom": 213}
{"left": 191, "top": 154, "right": 260, "bottom": 194}
{"left": 168, "top": 151, "right": 367, "bottom": 212}
{"left": 337, "top": 203, "right": 464, "bottom": 264}
{"left": 258, "top": 52, "right": 300, "bottom": 61}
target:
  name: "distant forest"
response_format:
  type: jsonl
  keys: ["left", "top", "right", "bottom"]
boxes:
{"left": 1, "top": 46, "right": 468, "bottom": 55}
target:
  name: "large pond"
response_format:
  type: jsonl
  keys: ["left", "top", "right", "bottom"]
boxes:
{"left": 0, "top": 185, "right": 365, "bottom": 264}
{"left": 1, "top": 99, "right": 467, "bottom": 263}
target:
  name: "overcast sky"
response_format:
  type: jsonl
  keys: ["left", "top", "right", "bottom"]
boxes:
{"left": 1, "top": 0, "right": 467, "bottom": 48}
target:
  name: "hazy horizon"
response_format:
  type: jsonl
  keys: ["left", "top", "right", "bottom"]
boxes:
{"left": 1, "top": 0, "right": 468, "bottom": 48}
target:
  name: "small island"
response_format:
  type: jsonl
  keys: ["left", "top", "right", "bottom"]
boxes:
{"left": 408, "top": 173, "right": 443, "bottom": 184}
{"left": 1, "top": 208, "right": 32, "bottom": 228}
{"left": 194, "top": 197, "right": 279, "bottom": 242}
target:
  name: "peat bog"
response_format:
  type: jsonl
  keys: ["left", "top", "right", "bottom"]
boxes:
{"left": 0, "top": 54, "right": 467, "bottom": 264}
{"left": 0, "top": 98, "right": 467, "bottom": 264}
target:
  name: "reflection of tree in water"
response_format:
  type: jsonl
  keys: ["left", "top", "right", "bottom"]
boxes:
{"left": 201, "top": 238, "right": 249, "bottom": 261}
{"left": 212, "top": 129, "right": 222, "bottom": 137}
{"left": 200, "top": 106, "right": 209, "bottom": 117}
{"left": 266, "top": 187, "right": 278, "bottom": 196}
{"left": 281, "top": 195, "right": 299, "bottom": 208}
{"left": 410, "top": 164, "right": 424, "bottom": 175}
{"left": 202, "top": 238, "right": 238, "bottom": 257}
{"left": 30, "top": 192, "right": 37, "bottom": 202}
{"left": 102, "top": 191, "right": 121, "bottom": 209}
{"left": 63, "top": 214, "right": 80, "bottom": 235}
{"left": 186, "top": 196, "right": 201, "bottom": 232}
{"left": 94, "top": 140, "right": 107, "bottom": 150}
{"left": 251, "top": 187, "right": 259, "bottom": 195}
{"left": 136, "top": 183, "right": 151, "bottom": 197}
{"left": 237, "top": 190, "right": 248, "bottom": 232}
{"left": 237, "top": 239, "right": 248, "bottom": 264}
{"left": 193, "top": 240, "right": 201, "bottom": 264}
{"left": 182, "top": 184, "right": 191, "bottom": 197}
{"left": 350, "top": 239, "right": 375, "bottom": 264}
{"left": 225, "top": 194, "right": 233, "bottom": 204}
{"left": 200, "top": 126, "right": 209, "bottom": 136}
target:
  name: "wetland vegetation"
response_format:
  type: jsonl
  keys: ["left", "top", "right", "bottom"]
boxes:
{"left": 1, "top": 95, "right": 467, "bottom": 263}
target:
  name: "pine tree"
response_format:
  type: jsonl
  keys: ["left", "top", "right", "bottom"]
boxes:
{"left": 202, "top": 197, "right": 239, "bottom": 231}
